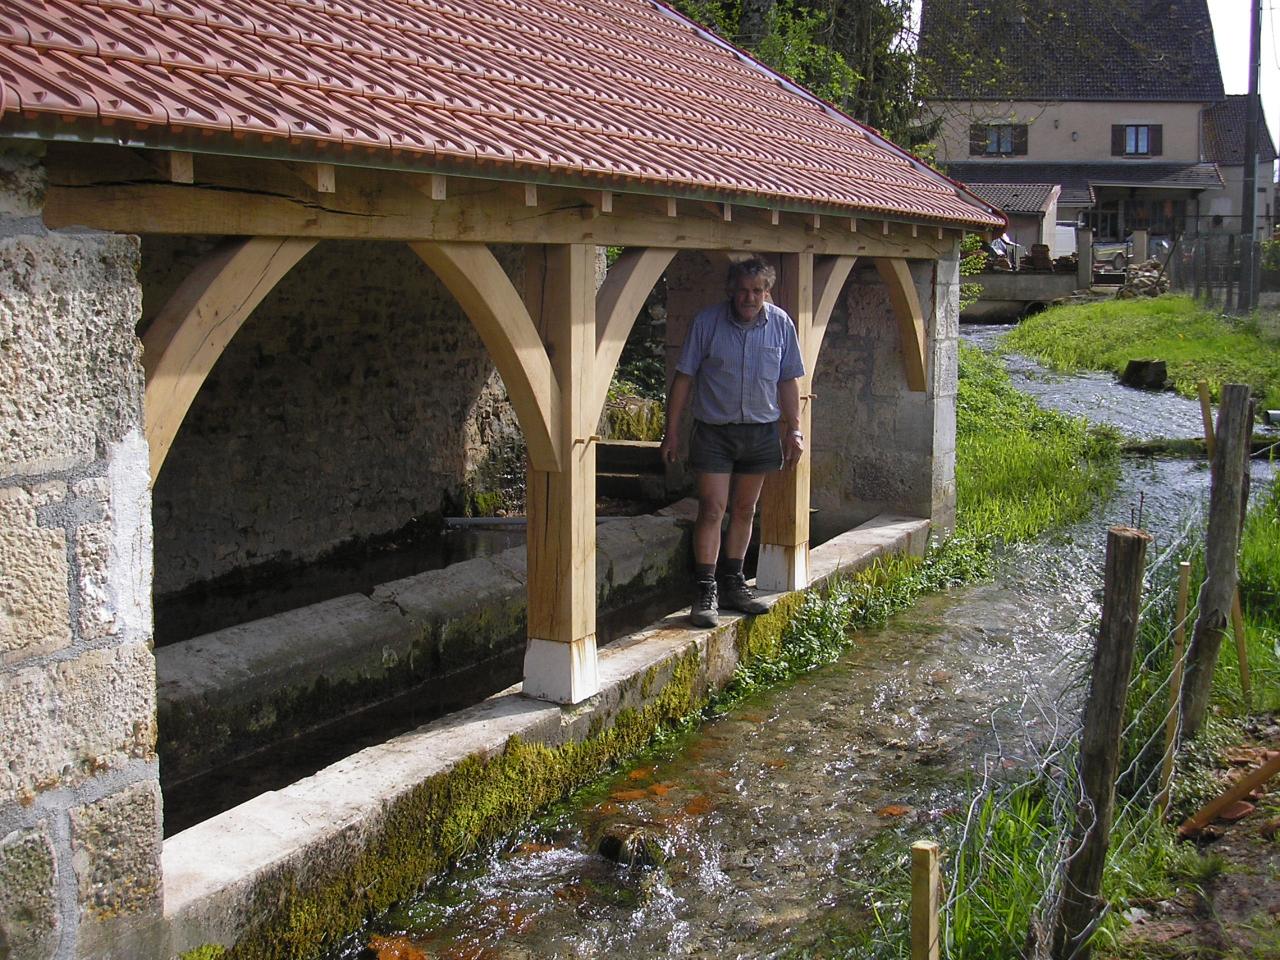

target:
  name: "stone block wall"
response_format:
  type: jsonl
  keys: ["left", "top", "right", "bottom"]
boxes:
{"left": 144, "top": 238, "right": 525, "bottom": 606}
{"left": 0, "top": 143, "right": 161, "bottom": 959}
{"left": 809, "top": 254, "right": 959, "bottom": 538}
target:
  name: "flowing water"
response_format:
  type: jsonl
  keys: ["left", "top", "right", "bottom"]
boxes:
{"left": 337, "top": 328, "right": 1277, "bottom": 959}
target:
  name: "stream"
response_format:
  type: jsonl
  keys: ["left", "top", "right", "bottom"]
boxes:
{"left": 338, "top": 327, "right": 1277, "bottom": 959}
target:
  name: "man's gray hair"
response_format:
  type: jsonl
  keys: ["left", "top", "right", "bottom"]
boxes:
{"left": 726, "top": 257, "right": 775, "bottom": 293}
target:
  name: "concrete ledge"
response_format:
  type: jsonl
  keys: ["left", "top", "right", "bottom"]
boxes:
{"left": 162, "top": 512, "right": 929, "bottom": 958}
{"left": 156, "top": 510, "right": 693, "bottom": 783}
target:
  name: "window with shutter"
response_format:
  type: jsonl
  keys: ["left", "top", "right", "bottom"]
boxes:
{"left": 970, "top": 123, "right": 1028, "bottom": 156}
{"left": 1117, "top": 124, "right": 1158, "bottom": 156}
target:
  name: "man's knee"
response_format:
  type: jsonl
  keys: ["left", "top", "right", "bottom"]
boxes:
{"left": 697, "top": 495, "right": 728, "bottom": 524}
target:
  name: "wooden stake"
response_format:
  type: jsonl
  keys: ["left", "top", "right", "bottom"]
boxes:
{"left": 1158, "top": 560, "right": 1191, "bottom": 813}
{"left": 911, "top": 841, "right": 940, "bottom": 960}
{"left": 1179, "top": 750, "right": 1280, "bottom": 838}
{"left": 1053, "top": 526, "right": 1151, "bottom": 960}
{"left": 1194, "top": 380, "right": 1252, "bottom": 709}
{"left": 1181, "top": 384, "right": 1252, "bottom": 739}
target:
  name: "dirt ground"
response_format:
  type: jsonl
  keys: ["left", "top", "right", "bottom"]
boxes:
{"left": 1107, "top": 715, "right": 1280, "bottom": 959}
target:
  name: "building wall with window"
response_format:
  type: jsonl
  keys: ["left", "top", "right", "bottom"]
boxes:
{"left": 932, "top": 101, "right": 1204, "bottom": 165}
{"left": 1202, "top": 159, "right": 1276, "bottom": 239}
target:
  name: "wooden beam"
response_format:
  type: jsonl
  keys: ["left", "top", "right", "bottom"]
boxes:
{"left": 42, "top": 152, "right": 955, "bottom": 259}
{"left": 590, "top": 247, "right": 677, "bottom": 424}
{"left": 408, "top": 241, "right": 561, "bottom": 472}
{"left": 804, "top": 255, "right": 857, "bottom": 375}
{"left": 141, "top": 150, "right": 193, "bottom": 183}
{"left": 523, "top": 244, "right": 598, "bottom": 703}
{"left": 430, "top": 174, "right": 447, "bottom": 200}
{"left": 525, "top": 183, "right": 538, "bottom": 207}
{"left": 666, "top": 197, "right": 677, "bottom": 218}
{"left": 599, "top": 190, "right": 613, "bottom": 214}
{"left": 874, "top": 258, "right": 928, "bottom": 392}
{"left": 143, "top": 236, "right": 317, "bottom": 480}
{"left": 770, "top": 209, "right": 780, "bottom": 226}
{"left": 758, "top": 251, "right": 813, "bottom": 592}
{"left": 289, "top": 162, "right": 335, "bottom": 194}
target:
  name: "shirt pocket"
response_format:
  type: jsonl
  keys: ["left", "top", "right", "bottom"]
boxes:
{"left": 758, "top": 346, "right": 782, "bottom": 381}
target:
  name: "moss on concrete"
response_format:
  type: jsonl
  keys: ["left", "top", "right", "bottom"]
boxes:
{"left": 225, "top": 647, "right": 704, "bottom": 960}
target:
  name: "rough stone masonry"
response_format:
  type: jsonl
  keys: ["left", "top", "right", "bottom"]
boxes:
{"left": 0, "top": 142, "right": 163, "bottom": 960}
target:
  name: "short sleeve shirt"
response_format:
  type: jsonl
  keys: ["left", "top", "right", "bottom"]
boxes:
{"left": 674, "top": 300, "right": 805, "bottom": 425}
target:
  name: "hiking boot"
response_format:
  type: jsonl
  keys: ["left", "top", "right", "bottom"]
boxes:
{"left": 718, "top": 572, "right": 769, "bottom": 615}
{"left": 689, "top": 578, "right": 719, "bottom": 628}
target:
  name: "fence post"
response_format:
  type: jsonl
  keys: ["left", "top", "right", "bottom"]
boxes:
{"left": 911, "top": 840, "right": 941, "bottom": 960}
{"left": 1053, "top": 526, "right": 1151, "bottom": 960}
{"left": 1180, "top": 384, "right": 1251, "bottom": 739}
{"left": 1224, "top": 234, "right": 1237, "bottom": 313}
{"left": 1158, "top": 560, "right": 1191, "bottom": 813}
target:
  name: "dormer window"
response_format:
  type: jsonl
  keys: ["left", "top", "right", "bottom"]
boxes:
{"left": 1112, "top": 124, "right": 1163, "bottom": 156}
{"left": 969, "top": 123, "right": 1028, "bottom": 156}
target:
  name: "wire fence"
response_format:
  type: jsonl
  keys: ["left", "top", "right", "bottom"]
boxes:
{"left": 924, "top": 512, "right": 1214, "bottom": 960}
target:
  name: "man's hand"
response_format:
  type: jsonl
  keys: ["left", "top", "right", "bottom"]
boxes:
{"left": 660, "top": 433, "right": 681, "bottom": 464}
{"left": 783, "top": 431, "right": 804, "bottom": 468}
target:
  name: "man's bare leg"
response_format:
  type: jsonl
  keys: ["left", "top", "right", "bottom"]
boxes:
{"left": 694, "top": 472, "right": 731, "bottom": 566}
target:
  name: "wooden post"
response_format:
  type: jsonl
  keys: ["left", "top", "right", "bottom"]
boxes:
{"left": 522, "top": 244, "right": 599, "bottom": 704}
{"left": 1053, "top": 526, "right": 1151, "bottom": 960}
{"left": 758, "top": 251, "right": 813, "bottom": 592}
{"left": 1158, "top": 560, "right": 1191, "bottom": 813}
{"left": 911, "top": 840, "right": 941, "bottom": 960}
{"left": 1076, "top": 227, "right": 1093, "bottom": 290}
{"left": 1193, "top": 381, "right": 1253, "bottom": 711}
{"left": 1180, "top": 384, "right": 1251, "bottom": 739}
{"left": 1224, "top": 233, "right": 1237, "bottom": 313}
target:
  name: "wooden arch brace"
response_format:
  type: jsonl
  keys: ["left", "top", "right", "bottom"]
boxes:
{"left": 873, "top": 258, "right": 928, "bottom": 392}
{"left": 590, "top": 247, "right": 677, "bottom": 423}
{"left": 408, "top": 241, "right": 562, "bottom": 472}
{"left": 144, "top": 236, "right": 318, "bottom": 480}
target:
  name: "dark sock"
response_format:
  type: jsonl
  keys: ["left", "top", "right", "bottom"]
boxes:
{"left": 716, "top": 557, "right": 744, "bottom": 579}
{"left": 695, "top": 563, "right": 716, "bottom": 583}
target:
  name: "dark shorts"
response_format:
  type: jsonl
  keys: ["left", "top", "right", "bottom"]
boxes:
{"left": 688, "top": 420, "right": 782, "bottom": 475}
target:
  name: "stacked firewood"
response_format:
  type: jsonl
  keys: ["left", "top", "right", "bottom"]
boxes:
{"left": 1115, "top": 258, "right": 1170, "bottom": 298}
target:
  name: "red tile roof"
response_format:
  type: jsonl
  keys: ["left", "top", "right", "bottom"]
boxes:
{"left": 0, "top": 0, "right": 1002, "bottom": 229}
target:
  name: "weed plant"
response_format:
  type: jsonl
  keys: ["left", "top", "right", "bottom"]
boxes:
{"left": 956, "top": 346, "right": 1121, "bottom": 542}
{"left": 1002, "top": 295, "right": 1280, "bottom": 410}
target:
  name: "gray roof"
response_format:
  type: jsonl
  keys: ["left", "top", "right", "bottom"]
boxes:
{"left": 1203, "top": 96, "right": 1278, "bottom": 165}
{"left": 962, "top": 182, "right": 1060, "bottom": 214}
{"left": 920, "top": 0, "right": 1225, "bottom": 102}
{"left": 945, "top": 161, "right": 1224, "bottom": 205}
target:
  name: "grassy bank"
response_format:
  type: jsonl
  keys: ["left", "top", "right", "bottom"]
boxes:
{"left": 1002, "top": 295, "right": 1280, "bottom": 411}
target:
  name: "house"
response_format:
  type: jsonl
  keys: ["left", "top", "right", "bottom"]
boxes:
{"left": 919, "top": 0, "right": 1228, "bottom": 249}
{"left": 1202, "top": 94, "right": 1278, "bottom": 240}
{"left": 959, "top": 182, "right": 1062, "bottom": 252}
{"left": 0, "top": 1, "right": 1001, "bottom": 957}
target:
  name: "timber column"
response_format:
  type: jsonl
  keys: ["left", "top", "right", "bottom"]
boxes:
{"left": 758, "top": 252, "right": 814, "bottom": 592}
{"left": 522, "top": 244, "right": 600, "bottom": 704}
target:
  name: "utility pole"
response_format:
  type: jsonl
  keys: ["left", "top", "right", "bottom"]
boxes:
{"left": 1238, "top": 0, "right": 1262, "bottom": 312}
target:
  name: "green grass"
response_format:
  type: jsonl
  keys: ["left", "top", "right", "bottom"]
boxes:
{"left": 1002, "top": 295, "right": 1280, "bottom": 411}
{"left": 956, "top": 345, "right": 1121, "bottom": 542}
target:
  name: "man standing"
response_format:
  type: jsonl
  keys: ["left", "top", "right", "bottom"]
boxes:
{"left": 659, "top": 257, "right": 805, "bottom": 627}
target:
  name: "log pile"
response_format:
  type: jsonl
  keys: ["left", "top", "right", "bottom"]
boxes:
{"left": 1115, "top": 258, "right": 1170, "bottom": 298}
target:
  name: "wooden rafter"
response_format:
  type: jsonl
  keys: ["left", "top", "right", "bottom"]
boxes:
{"left": 408, "top": 241, "right": 561, "bottom": 472}
{"left": 589, "top": 247, "right": 677, "bottom": 424}
{"left": 143, "top": 236, "right": 317, "bottom": 480}
{"left": 874, "top": 258, "right": 928, "bottom": 392}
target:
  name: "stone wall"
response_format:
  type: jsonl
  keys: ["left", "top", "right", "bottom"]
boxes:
{"left": 810, "top": 256, "right": 959, "bottom": 537}
{"left": 0, "top": 142, "right": 161, "bottom": 959}
{"left": 145, "top": 238, "right": 525, "bottom": 604}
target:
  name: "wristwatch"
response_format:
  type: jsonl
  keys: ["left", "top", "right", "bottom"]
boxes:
{"left": 790, "top": 430, "right": 804, "bottom": 439}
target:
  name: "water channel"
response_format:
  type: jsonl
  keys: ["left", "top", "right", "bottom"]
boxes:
{"left": 334, "top": 327, "right": 1277, "bottom": 959}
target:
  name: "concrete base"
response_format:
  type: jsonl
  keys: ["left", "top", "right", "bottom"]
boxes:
{"left": 522, "top": 635, "right": 599, "bottom": 704}
{"left": 162, "top": 512, "right": 930, "bottom": 959}
{"left": 755, "top": 541, "right": 809, "bottom": 592}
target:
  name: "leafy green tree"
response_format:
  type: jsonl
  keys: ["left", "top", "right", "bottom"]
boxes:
{"left": 670, "top": 1, "right": 938, "bottom": 147}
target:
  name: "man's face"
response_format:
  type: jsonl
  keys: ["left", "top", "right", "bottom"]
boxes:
{"left": 731, "top": 274, "right": 769, "bottom": 323}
